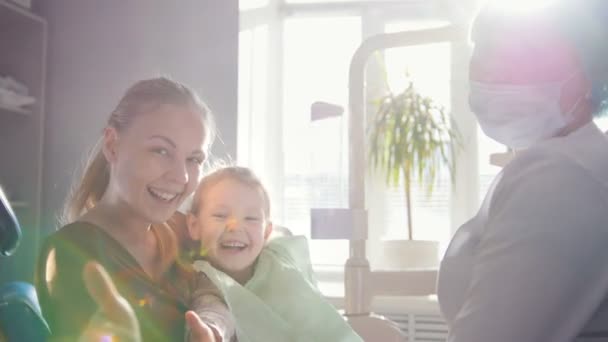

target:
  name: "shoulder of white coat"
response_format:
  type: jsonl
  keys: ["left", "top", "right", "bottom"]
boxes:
{"left": 487, "top": 145, "right": 608, "bottom": 234}
{"left": 502, "top": 125, "right": 608, "bottom": 188}
{"left": 497, "top": 143, "right": 591, "bottom": 192}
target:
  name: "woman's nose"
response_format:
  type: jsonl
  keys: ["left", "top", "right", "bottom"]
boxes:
{"left": 168, "top": 161, "right": 189, "bottom": 185}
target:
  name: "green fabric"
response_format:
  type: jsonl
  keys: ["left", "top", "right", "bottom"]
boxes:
{"left": 193, "top": 236, "right": 363, "bottom": 342}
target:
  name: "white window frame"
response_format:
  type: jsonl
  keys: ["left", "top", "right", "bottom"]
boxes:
{"left": 238, "top": 1, "right": 480, "bottom": 276}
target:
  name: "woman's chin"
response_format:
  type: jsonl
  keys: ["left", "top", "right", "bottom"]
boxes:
{"left": 147, "top": 211, "right": 177, "bottom": 225}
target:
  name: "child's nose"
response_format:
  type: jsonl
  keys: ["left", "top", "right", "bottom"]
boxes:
{"left": 225, "top": 218, "right": 239, "bottom": 231}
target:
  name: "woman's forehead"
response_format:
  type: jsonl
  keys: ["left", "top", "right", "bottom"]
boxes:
{"left": 127, "top": 104, "right": 207, "bottom": 146}
{"left": 470, "top": 24, "right": 581, "bottom": 83}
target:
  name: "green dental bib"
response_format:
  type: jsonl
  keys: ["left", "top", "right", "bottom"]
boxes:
{"left": 192, "top": 236, "right": 363, "bottom": 342}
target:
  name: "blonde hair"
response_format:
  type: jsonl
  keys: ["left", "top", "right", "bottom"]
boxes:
{"left": 63, "top": 77, "right": 216, "bottom": 269}
{"left": 190, "top": 166, "right": 270, "bottom": 217}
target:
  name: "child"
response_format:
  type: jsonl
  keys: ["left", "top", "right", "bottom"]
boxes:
{"left": 185, "top": 166, "right": 363, "bottom": 342}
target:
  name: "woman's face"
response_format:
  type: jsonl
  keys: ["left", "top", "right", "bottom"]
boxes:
{"left": 104, "top": 104, "right": 208, "bottom": 224}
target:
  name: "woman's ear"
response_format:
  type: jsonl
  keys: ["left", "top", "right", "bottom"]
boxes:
{"left": 186, "top": 213, "right": 201, "bottom": 240}
{"left": 264, "top": 221, "right": 274, "bottom": 241}
{"left": 102, "top": 127, "right": 119, "bottom": 164}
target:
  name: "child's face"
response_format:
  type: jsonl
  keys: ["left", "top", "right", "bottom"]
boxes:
{"left": 187, "top": 177, "right": 272, "bottom": 283}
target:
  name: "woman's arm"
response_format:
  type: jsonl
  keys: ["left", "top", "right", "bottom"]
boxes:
{"left": 80, "top": 262, "right": 141, "bottom": 342}
{"left": 189, "top": 296, "right": 233, "bottom": 341}
{"left": 187, "top": 272, "right": 236, "bottom": 342}
{"left": 36, "top": 230, "right": 98, "bottom": 340}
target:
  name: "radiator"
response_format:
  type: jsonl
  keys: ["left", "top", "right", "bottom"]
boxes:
{"left": 374, "top": 296, "right": 448, "bottom": 342}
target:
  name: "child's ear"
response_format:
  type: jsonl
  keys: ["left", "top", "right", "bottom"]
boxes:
{"left": 186, "top": 213, "right": 201, "bottom": 240}
{"left": 264, "top": 221, "right": 273, "bottom": 241}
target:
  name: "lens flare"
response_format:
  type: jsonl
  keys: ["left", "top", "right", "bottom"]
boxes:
{"left": 486, "top": 0, "right": 555, "bottom": 12}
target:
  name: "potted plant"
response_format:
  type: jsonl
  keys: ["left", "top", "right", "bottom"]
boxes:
{"left": 368, "top": 73, "right": 460, "bottom": 242}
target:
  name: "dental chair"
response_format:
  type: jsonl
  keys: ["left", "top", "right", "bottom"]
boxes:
{"left": 0, "top": 186, "right": 49, "bottom": 341}
{"left": 309, "top": 26, "right": 466, "bottom": 342}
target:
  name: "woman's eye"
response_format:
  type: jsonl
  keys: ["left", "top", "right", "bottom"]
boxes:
{"left": 153, "top": 148, "right": 169, "bottom": 157}
{"left": 188, "top": 156, "right": 204, "bottom": 165}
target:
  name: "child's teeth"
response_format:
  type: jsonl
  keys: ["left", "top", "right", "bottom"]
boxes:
{"left": 222, "top": 241, "right": 246, "bottom": 248}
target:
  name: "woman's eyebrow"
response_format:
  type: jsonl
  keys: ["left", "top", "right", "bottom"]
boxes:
{"left": 148, "top": 135, "right": 176, "bottom": 148}
{"left": 191, "top": 149, "right": 204, "bottom": 157}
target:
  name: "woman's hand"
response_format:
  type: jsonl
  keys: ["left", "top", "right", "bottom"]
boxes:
{"left": 186, "top": 311, "right": 221, "bottom": 342}
{"left": 80, "top": 262, "right": 141, "bottom": 342}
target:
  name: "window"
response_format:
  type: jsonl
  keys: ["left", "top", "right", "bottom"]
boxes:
{"left": 285, "top": 0, "right": 365, "bottom": 3}
{"left": 285, "top": 0, "right": 407, "bottom": 3}
{"left": 282, "top": 16, "right": 361, "bottom": 265}
{"left": 376, "top": 21, "right": 452, "bottom": 242}
{"left": 240, "top": 0, "right": 270, "bottom": 11}
{"left": 238, "top": 24, "right": 269, "bottom": 176}
{"left": 595, "top": 116, "right": 608, "bottom": 132}
{"left": 238, "top": 2, "right": 478, "bottom": 269}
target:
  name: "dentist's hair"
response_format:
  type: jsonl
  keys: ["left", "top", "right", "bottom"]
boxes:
{"left": 470, "top": 0, "right": 608, "bottom": 114}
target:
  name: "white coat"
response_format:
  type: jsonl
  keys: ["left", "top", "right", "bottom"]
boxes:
{"left": 438, "top": 122, "right": 608, "bottom": 342}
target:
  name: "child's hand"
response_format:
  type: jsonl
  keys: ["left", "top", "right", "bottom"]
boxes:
{"left": 185, "top": 311, "right": 221, "bottom": 342}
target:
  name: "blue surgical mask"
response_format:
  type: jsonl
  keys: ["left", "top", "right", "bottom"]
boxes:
{"left": 469, "top": 73, "right": 581, "bottom": 149}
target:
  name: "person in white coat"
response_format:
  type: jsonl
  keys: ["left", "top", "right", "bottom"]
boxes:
{"left": 437, "top": 1, "right": 608, "bottom": 341}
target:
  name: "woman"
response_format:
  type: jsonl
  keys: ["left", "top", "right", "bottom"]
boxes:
{"left": 36, "top": 77, "right": 233, "bottom": 341}
{"left": 438, "top": 1, "right": 608, "bottom": 341}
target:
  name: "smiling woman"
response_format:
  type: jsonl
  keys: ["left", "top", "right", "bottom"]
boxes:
{"left": 35, "top": 77, "right": 235, "bottom": 341}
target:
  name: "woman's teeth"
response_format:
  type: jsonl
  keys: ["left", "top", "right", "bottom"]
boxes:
{"left": 148, "top": 187, "right": 178, "bottom": 202}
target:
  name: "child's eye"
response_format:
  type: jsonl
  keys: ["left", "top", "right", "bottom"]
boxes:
{"left": 245, "top": 216, "right": 260, "bottom": 222}
{"left": 212, "top": 213, "right": 227, "bottom": 219}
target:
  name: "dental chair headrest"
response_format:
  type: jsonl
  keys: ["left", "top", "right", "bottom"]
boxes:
{"left": 0, "top": 186, "right": 21, "bottom": 257}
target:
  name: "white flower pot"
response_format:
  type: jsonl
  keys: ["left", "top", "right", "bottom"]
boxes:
{"left": 368, "top": 239, "right": 439, "bottom": 270}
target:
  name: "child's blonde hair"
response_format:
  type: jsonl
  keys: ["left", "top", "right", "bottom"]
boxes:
{"left": 190, "top": 166, "right": 270, "bottom": 217}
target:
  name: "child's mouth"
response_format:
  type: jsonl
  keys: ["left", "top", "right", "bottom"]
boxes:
{"left": 220, "top": 241, "right": 248, "bottom": 251}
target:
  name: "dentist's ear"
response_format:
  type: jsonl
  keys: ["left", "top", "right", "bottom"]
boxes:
{"left": 264, "top": 222, "right": 274, "bottom": 241}
{"left": 186, "top": 213, "right": 201, "bottom": 241}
